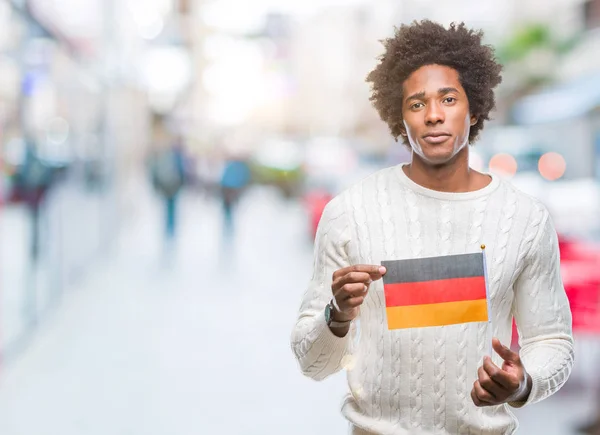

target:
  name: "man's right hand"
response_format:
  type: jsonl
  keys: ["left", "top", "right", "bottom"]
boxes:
{"left": 331, "top": 265, "right": 387, "bottom": 322}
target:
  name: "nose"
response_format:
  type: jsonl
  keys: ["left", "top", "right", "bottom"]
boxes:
{"left": 425, "top": 101, "right": 444, "bottom": 125}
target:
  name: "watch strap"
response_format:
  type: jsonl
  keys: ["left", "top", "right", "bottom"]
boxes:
{"left": 326, "top": 299, "right": 351, "bottom": 328}
{"left": 328, "top": 319, "right": 352, "bottom": 328}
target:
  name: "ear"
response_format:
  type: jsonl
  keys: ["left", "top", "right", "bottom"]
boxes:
{"left": 470, "top": 115, "right": 478, "bottom": 126}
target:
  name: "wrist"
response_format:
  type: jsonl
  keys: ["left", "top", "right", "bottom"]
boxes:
{"left": 331, "top": 300, "right": 354, "bottom": 322}
{"left": 511, "top": 373, "right": 532, "bottom": 403}
{"left": 326, "top": 299, "right": 354, "bottom": 325}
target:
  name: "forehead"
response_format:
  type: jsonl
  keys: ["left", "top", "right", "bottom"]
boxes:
{"left": 402, "top": 64, "right": 464, "bottom": 95}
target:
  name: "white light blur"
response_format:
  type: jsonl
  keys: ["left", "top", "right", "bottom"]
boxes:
{"left": 142, "top": 46, "right": 191, "bottom": 112}
{"left": 201, "top": 0, "right": 369, "bottom": 23}
{"left": 201, "top": 2, "right": 266, "bottom": 33}
{"left": 126, "top": 0, "right": 172, "bottom": 17}
{"left": 203, "top": 61, "right": 264, "bottom": 97}
{"left": 207, "top": 99, "right": 254, "bottom": 126}
{"left": 46, "top": 117, "right": 70, "bottom": 145}
{"left": 130, "top": 8, "right": 164, "bottom": 40}
{"left": 0, "top": 2, "right": 11, "bottom": 49}
{"left": 142, "top": 47, "right": 192, "bottom": 94}
{"left": 138, "top": 17, "right": 164, "bottom": 40}
{"left": 253, "top": 139, "right": 303, "bottom": 170}
{"left": 203, "top": 35, "right": 245, "bottom": 61}
{"left": 469, "top": 150, "right": 484, "bottom": 171}
{"left": 28, "top": 0, "right": 103, "bottom": 39}
{"left": 202, "top": 41, "right": 272, "bottom": 125}
{"left": 127, "top": 0, "right": 169, "bottom": 40}
{"left": 4, "top": 137, "right": 26, "bottom": 166}
{"left": 304, "top": 138, "right": 358, "bottom": 177}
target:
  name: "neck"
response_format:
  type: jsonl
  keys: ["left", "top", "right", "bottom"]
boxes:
{"left": 404, "top": 147, "right": 476, "bottom": 193}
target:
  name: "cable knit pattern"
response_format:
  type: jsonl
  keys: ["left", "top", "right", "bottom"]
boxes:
{"left": 458, "top": 195, "right": 488, "bottom": 434}
{"left": 351, "top": 181, "right": 372, "bottom": 413}
{"left": 378, "top": 172, "right": 397, "bottom": 421}
{"left": 470, "top": 186, "right": 517, "bottom": 432}
{"left": 508, "top": 209, "right": 574, "bottom": 409}
{"left": 434, "top": 201, "right": 452, "bottom": 431}
{"left": 291, "top": 196, "right": 351, "bottom": 379}
{"left": 291, "top": 165, "right": 574, "bottom": 434}
{"left": 406, "top": 188, "right": 424, "bottom": 429}
{"left": 491, "top": 187, "right": 518, "bottom": 319}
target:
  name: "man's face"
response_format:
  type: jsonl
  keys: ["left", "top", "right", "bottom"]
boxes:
{"left": 401, "top": 64, "right": 477, "bottom": 165}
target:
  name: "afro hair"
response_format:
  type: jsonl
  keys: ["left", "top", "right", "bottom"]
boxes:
{"left": 366, "top": 20, "right": 503, "bottom": 145}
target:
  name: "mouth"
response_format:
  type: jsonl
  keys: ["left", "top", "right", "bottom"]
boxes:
{"left": 422, "top": 132, "right": 452, "bottom": 145}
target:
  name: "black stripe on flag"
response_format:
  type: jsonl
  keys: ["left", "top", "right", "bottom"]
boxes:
{"left": 381, "top": 252, "right": 484, "bottom": 284}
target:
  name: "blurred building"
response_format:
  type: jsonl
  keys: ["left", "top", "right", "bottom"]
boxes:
{"left": 508, "top": 0, "right": 600, "bottom": 181}
{"left": 0, "top": 0, "right": 194, "bottom": 360}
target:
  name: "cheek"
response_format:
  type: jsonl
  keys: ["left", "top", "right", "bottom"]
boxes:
{"left": 454, "top": 113, "right": 472, "bottom": 136}
{"left": 403, "top": 117, "right": 418, "bottom": 137}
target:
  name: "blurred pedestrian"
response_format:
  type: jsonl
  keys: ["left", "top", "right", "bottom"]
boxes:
{"left": 12, "top": 141, "right": 56, "bottom": 261}
{"left": 149, "top": 137, "right": 186, "bottom": 241}
{"left": 219, "top": 157, "right": 250, "bottom": 234}
{"left": 290, "top": 20, "right": 573, "bottom": 434}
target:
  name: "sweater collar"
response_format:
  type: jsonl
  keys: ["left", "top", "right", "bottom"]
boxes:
{"left": 394, "top": 163, "right": 501, "bottom": 201}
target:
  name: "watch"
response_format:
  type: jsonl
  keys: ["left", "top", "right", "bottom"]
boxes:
{"left": 325, "top": 299, "right": 352, "bottom": 328}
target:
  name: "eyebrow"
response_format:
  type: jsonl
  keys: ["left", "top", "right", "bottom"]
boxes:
{"left": 405, "top": 87, "right": 460, "bottom": 103}
{"left": 438, "top": 87, "right": 459, "bottom": 95}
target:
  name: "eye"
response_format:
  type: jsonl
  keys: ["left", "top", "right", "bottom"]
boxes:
{"left": 443, "top": 97, "right": 456, "bottom": 104}
{"left": 410, "top": 102, "right": 424, "bottom": 110}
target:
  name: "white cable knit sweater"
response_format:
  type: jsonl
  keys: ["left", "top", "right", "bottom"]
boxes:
{"left": 291, "top": 164, "right": 574, "bottom": 435}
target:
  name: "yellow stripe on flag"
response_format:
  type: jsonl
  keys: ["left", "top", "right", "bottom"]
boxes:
{"left": 385, "top": 299, "right": 488, "bottom": 329}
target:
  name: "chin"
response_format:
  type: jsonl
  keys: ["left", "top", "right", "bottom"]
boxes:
{"left": 417, "top": 148, "right": 457, "bottom": 165}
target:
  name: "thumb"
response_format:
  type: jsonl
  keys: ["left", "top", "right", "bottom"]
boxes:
{"left": 369, "top": 266, "right": 387, "bottom": 280}
{"left": 492, "top": 337, "right": 518, "bottom": 362}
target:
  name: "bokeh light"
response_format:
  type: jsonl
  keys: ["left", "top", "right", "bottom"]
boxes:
{"left": 488, "top": 153, "right": 518, "bottom": 177}
{"left": 538, "top": 152, "right": 566, "bottom": 181}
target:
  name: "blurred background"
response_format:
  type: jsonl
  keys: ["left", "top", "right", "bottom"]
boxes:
{"left": 0, "top": 0, "right": 598, "bottom": 433}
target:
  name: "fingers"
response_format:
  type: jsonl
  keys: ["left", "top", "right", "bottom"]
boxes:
{"left": 478, "top": 361, "right": 503, "bottom": 399}
{"left": 471, "top": 380, "right": 494, "bottom": 407}
{"left": 492, "top": 337, "right": 519, "bottom": 363}
{"left": 369, "top": 265, "right": 387, "bottom": 279}
{"left": 332, "top": 265, "right": 387, "bottom": 282}
{"left": 344, "top": 296, "right": 365, "bottom": 309}
{"left": 334, "top": 294, "right": 365, "bottom": 318}
{"left": 334, "top": 282, "right": 368, "bottom": 299}
{"left": 332, "top": 271, "right": 373, "bottom": 292}
{"left": 482, "top": 356, "right": 520, "bottom": 391}
{"left": 334, "top": 283, "right": 367, "bottom": 313}
{"left": 330, "top": 264, "right": 386, "bottom": 318}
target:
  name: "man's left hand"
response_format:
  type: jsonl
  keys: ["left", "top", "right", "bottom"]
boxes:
{"left": 471, "top": 337, "right": 532, "bottom": 407}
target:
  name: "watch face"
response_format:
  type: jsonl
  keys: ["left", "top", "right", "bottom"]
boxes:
{"left": 324, "top": 303, "right": 332, "bottom": 324}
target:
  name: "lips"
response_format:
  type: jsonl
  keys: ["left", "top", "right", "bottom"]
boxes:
{"left": 422, "top": 132, "right": 451, "bottom": 145}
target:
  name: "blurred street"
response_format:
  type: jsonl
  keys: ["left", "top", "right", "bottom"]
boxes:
{"left": 0, "top": 184, "right": 348, "bottom": 435}
{"left": 0, "top": 184, "right": 597, "bottom": 435}
{"left": 0, "top": 0, "right": 599, "bottom": 433}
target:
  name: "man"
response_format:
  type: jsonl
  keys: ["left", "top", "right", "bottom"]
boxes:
{"left": 290, "top": 20, "right": 573, "bottom": 434}
{"left": 149, "top": 137, "right": 186, "bottom": 241}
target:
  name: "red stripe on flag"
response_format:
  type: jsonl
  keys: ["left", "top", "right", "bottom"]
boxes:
{"left": 384, "top": 276, "right": 486, "bottom": 307}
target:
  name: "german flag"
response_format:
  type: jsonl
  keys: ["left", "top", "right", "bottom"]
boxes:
{"left": 381, "top": 252, "right": 489, "bottom": 330}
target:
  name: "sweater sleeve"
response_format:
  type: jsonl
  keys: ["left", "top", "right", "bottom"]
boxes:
{"left": 508, "top": 210, "right": 574, "bottom": 408}
{"left": 290, "top": 196, "right": 354, "bottom": 381}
